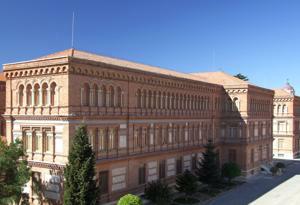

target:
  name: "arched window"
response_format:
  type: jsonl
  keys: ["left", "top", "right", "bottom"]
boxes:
{"left": 282, "top": 104, "right": 287, "bottom": 114}
{"left": 83, "top": 83, "right": 90, "bottom": 106}
{"left": 101, "top": 85, "right": 106, "bottom": 107}
{"left": 184, "top": 94, "right": 187, "bottom": 109}
{"left": 50, "top": 82, "right": 57, "bottom": 106}
{"left": 192, "top": 95, "right": 195, "bottom": 110}
{"left": 109, "top": 86, "right": 114, "bottom": 107}
{"left": 42, "top": 83, "right": 48, "bottom": 106}
{"left": 157, "top": 91, "right": 161, "bottom": 109}
{"left": 26, "top": 84, "right": 32, "bottom": 106}
{"left": 162, "top": 92, "right": 166, "bottom": 109}
{"left": 171, "top": 93, "right": 175, "bottom": 109}
{"left": 116, "top": 87, "right": 122, "bottom": 107}
{"left": 166, "top": 92, "right": 170, "bottom": 109}
{"left": 137, "top": 89, "right": 141, "bottom": 108}
{"left": 153, "top": 91, "right": 157, "bottom": 109}
{"left": 93, "top": 84, "right": 98, "bottom": 106}
{"left": 180, "top": 94, "right": 183, "bottom": 109}
{"left": 33, "top": 84, "right": 40, "bottom": 106}
{"left": 148, "top": 90, "right": 152, "bottom": 108}
{"left": 18, "top": 85, "right": 24, "bottom": 106}
{"left": 277, "top": 104, "right": 281, "bottom": 115}
{"left": 232, "top": 97, "right": 239, "bottom": 111}
{"left": 142, "top": 90, "right": 147, "bottom": 108}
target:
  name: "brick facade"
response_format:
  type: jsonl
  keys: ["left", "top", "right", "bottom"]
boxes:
{"left": 3, "top": 49, "right": 274, "bottom": 204}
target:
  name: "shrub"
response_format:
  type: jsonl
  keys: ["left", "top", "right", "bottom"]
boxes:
{"left": 176, "top": 170, "right": 198, "bottom": 200}
{"left": 144, "top": 180, "right": 171, "bottom": 205}
{"left": 221, "top": 162, "right": 241, "bottom": 183}
{"left": 276, "top": 162, "right": 285, "bottom": 169}
{"left": 117, "top": 194, "right": 142, "bottom": 205}
{"left": 270, "top": 166, "right": 278, "bottom": 175}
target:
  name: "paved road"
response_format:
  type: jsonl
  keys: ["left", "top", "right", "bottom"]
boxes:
{"left": 207, "top": 160, "right": 300, "bottom": 205}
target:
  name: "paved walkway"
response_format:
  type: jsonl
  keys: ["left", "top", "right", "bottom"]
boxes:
{"left": 207, "top": 160, "right": 300, "bottom": 205}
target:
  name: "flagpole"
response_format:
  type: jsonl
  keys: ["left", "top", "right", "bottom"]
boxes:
{"left": 71, "top": 12, "right": 75, "bottom": 48}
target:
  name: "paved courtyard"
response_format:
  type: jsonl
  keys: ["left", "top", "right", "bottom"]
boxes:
{"left": 207, "top": 160, "right": 300, "bottom": 205}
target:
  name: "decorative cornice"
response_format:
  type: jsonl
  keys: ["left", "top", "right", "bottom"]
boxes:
{"left": 3, "top": 65, "right": 69, "bottom": 79}
{"left": 226, "top": 89, "right": 248, "bottom": 94}
{"left": 28, "top": 161, "right": 65, "bottom": 170}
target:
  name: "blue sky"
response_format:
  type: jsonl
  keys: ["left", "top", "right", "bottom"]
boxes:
{"left": 1, "top": 0, "right": 300, "bottom": 92}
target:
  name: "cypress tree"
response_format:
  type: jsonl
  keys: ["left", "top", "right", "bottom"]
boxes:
{"left": 196, "top": 140, "right": 221, "bottom": 186}
{"left": 64, "top": 125, "right": 98, "bottom": 205}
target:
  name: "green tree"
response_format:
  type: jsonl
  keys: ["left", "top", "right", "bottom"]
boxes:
{"left": 0, "top": 139, "right": 30, "bottom": 205}
{"left": 144, "top": 180, "right": 171, "bottom": 205}
{"left": 196, "top": 140, "right": 221, "bottom": 186}
{"left": 64, "top": 125, "right": 98, "bottom": 205}
{"left": 221, "top": 162, "right": 241, "bottom": 183}
{"left": 175, "top": 169, "right": 198, "bottom": 200}
{"left": 117, "top": 194, "right": 142, "bottom": 205}
{"left": 234, "top": 73, "right": 249, "bottom": 81}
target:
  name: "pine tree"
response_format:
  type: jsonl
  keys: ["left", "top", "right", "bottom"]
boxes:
{"left": 0, "top": 138, "right": 30, "bottom": 205}
{"left": 196, "top": 140, "right": 221, "bottom": 186}
{"left": 175, "top": 170, "right": 198, "bottom": 200}
{"left": 234, "top": 73, "right": 249, "bottom": 81}
{"left": 64, "top": 125, "right": 98, "bottom": 205}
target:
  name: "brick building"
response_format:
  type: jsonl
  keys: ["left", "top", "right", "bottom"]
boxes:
{"left": 0, "top": 73, "right": 6, "bottom": 138}
{"left": 3, "top": 49, "right": 274, "bottom": 204}
{"left": 273, "top": 82, "right": 300, "bottom": 159}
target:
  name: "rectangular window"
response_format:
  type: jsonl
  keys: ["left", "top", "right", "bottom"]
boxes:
{"left": 184, "top": 128, "right": 188, "bottom": 142}
{"left": 99, "top": 171, "right": 109, "bottom": 194}
{"left": 138, "top": 164, "right": 146, "bottom": 185}
{"left": 24, "top": 130, "right": 32, "bottom": 151}
{"left": 262, "top": 125, "right": 266, "bottom": 136}
{"left": 251, "top": 148, "right": 254, "bottom": 163}
{"left": 176, "top": 157, "right": 183, "bottom": 174}
{"left": 168, "top": 128, "right": 172, "bottom": 144}
{"left": 254, "top": 124, "right": 258, "bottom": 137}
{"left": 278, "top": 139, "right": 284, "bottom": 148}
{"left": 98, "top": 129, "right": 105, "bottom": 151}
{"left": 88, "top": 130, "right": 94, "bottom": 150}
{"left": 159, "top": 160, "right": 166, "bottom": 179}
{"left": 34, "top": 131, "right": 42, "bottom": 152}
{"left": 45, "top": 132, "right": 53, "bottom": 152}
{"left": 228, "top": 149, "right": 237, "bottom": 162}
{"left": 229, "top": 127, "right": 237, "bottom": 137}
{"left": 109, "top": 128, "right": 115, "bottom": 150}
{"left": 278, "top": 122, "right": 285, "bottom": 132}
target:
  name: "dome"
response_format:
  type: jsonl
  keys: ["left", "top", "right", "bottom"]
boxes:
{"left": 283, "top": 82, "right": 295, "bottom": 95}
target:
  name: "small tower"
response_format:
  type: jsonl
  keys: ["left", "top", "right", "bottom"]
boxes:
{"left": 283, "top": 79, "right": 295, "bottom": 95}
